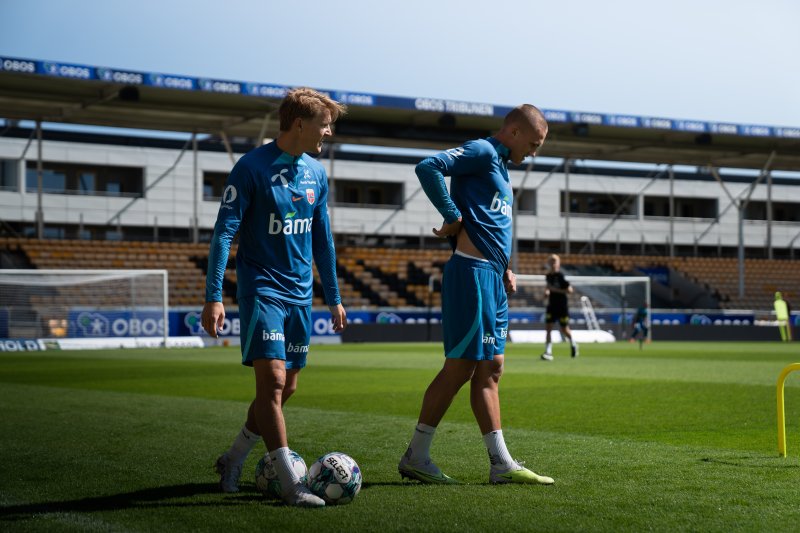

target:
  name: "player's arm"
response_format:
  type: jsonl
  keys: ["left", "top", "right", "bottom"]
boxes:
{"left": 415, "top": 140, "right": 491, "bottom": 236}
{"left": 311, "top": 174, "right": 347, "bottom": 332}
{"left": 203, "top": 162, "right": 251, "bottom": 337}
{"left": 564, "top": 275, "right": 574, "bottom": 295}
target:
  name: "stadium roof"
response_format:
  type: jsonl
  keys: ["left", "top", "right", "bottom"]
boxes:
{"left": 1, "top": 56, "right": 799, "bottom": 171}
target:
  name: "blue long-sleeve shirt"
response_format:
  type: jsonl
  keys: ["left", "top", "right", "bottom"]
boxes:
{"left": 205, "top": 141, "right": 340, "bottom": 306}
{"left": 416, "top": 137, "right": 513, "bottom": 276}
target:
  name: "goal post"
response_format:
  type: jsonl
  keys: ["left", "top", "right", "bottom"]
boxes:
{"left": 0, "top": 269, "right": 169, "bottom": 347}
{"left": 511, "top": 275, "right": 651, "bottom": 343}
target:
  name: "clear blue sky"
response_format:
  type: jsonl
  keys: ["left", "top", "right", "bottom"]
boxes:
{"left": 1, "top": 0, "right": 799, "bottom": 127}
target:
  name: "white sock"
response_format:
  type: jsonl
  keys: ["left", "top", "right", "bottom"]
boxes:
{"left": 270, "top": 447, "right": 301, "bottom": 492}
{"left": 545, "top": 342, "right": 552, "bottom": 354}
{"left": 405, "top": 423, "right": 436, "bottom": 464}
{"left": 226, "top": 425, "right": 260, "bottom": 465}
{"left": 483, "top": 429, "right": 516, "bottom": 470}
{"left": 569, "top": 337, "right": 577, "bottom": 347}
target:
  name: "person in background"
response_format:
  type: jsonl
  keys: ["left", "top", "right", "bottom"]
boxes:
{"left": 541, "top": 254, "right": 578, "bottom": 360}
{"left": 775, "top": 292, "right": 793, "bottom": 342}
{"left": 630, "top": 305, "right": 649, "bottom": 346}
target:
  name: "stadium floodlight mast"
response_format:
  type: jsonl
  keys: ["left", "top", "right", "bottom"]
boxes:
{"left": 707, "top": 151, "right": 775, "bottom": 299}
{"left": 0, "top": 269, "right": 169, "bottom": 347}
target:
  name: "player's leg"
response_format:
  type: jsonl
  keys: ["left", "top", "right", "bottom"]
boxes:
{"left": 399, "top": 358, "right": 475, "bottom": 480}
{"left": 214, "top": 294, "right": 266, "bottom": 493}
{"left": 471, "top": 355, "right": 503, "bottom": 434}
{"left": 253, "top": 358, "right": 289, "bottom": 452}
{"left": 470, "top": 272, "right": 553, "bottom": 485}
{"left": 471, "top": 356, "right": 551, "bottom": 485}
{"left": 252, "top": 358, "right": 320, "bottom": 507}
{"left": 541, "top": 318, "right": 554, "bottom": 361}
{"left": 221, "top": 366, "right": 300, "bottom": 477}
{"left": 214, "top": 400, "right": 262, "bottom": 493}
{"left": 419, "top": 358, "right": 477, "bottom": 428}
{"left": 264, "top": 302, "right": 323, "bottom": 506}
{"left": 561, "top": 315, "right": 578, "bottom": 357}
{"left": 399, "top": 255, "right": 481, "bottom": 484}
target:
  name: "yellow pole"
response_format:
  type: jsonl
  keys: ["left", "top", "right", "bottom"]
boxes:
{"left": 777, "top": 363, "right": 800, "bottom": 457}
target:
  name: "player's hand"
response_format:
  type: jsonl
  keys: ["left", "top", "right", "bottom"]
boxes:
{"left": 504, "top": 269, "right": 517, "bottom": 295}
{"left": 432, "top": 217, "right": 462, "bottom": 238}
{"left": 201, "top": 301, "right": 225, "bottom": 338}
{"left": 329, "top": 304, "right": 347, "bottom": 332}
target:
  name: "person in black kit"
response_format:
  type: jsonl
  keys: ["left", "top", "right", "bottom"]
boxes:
{"left": 630, "top": 305, "right": 649, "bottom": 344}
{"left": 541, "top": 254, "right": 578, "bottom": 360}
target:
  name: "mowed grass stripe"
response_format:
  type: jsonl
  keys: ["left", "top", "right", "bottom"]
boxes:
{"left": 3, "top": 382, "right": 800, "bottom": 532}
{"left": 3, "top": 343, "right": 800, "bottom": 454}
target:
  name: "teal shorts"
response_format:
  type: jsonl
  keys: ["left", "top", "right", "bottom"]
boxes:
{"left": 238, "top": 295, "right": 311, "bottom": 369}
{"left": 441, "top": 254, "right": 508, "bottom": 360}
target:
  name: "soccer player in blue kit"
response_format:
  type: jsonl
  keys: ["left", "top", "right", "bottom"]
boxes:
{"left": 202, "top": 88, "right": 347, "bottom": 507}
{"left": 399, "top": 105, "right": 555, "bottom": 485}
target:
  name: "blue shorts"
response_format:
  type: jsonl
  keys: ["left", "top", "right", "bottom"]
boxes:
{"left": 238, "top": 295, "right": 311, "bottom": 370}
{"left": 441, "top": 254, "right": 508, "bottom": 360}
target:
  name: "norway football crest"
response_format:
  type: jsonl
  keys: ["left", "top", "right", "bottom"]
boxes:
{"left": 306, "top": 189, "right": 315, "bottom": 205}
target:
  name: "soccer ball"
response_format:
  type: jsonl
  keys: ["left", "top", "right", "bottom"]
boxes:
{"left": 255, "top": 450, "right": 308, "bottom": 499}
{"left": 307, "top": 452, "right": 362, "bottom": 505}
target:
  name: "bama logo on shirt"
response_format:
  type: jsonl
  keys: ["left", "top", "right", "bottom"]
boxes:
{"left": 489, "top": 191, "right": 512, "bottom": 218}
{"left": 268, "top": 212, "right": 313, "bottom": 235}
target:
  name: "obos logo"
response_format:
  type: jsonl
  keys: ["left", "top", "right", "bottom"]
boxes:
{"left": 98, "top": 68, "right": 143, "bottom": 84}
{"left": 77, "top": 312, "right": 109, "bottom": 336}
{"left": 376, "top": 312, "right": 402, "bottom": 324}
{"left": 489, "top": 191, "right": 512, "bottom": 218}
{"left": 1, "top": 59, "right": 35, "bottom": 73}
{"left": 98, "top": 68, "right": 113, "bottom": 81}
{"left": 221, "top": 185, "right": 237, "bottom": 210}
{"left": 77, "top": 312, "right": 163, "bottom": 336}
{"left": 268, "top": 211, "right": 312, "bottom": 235}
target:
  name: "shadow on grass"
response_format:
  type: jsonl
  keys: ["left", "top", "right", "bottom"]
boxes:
{"left": 360, "top": 481, "right": 431, "bottom": 488}
{"left": 0, "top": 483, "right": 281, "bottom": 521}
{"left": 699, "top": 455, "right": 800, "bottom": 468}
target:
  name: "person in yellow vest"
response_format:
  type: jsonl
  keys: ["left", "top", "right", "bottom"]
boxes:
{"left": 775, "top": 292, "right": 792, "bottom": 342}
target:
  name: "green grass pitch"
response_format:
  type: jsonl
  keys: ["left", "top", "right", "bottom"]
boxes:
{"left": 3, "top": 341, "right": 800, "bottom": 532}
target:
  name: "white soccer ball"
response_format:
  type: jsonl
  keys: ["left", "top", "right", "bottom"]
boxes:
{"left": 255, "top": 450, "right": 308, "bottom": 499}
{"left": 307, "top": 452, "right": 362, "bottom": 505}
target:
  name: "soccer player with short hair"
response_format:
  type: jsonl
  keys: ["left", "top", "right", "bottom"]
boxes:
{"left": 202, "top": 88, "right": 347, "bottom": 507}
{"left": 541, "top": 254, "right": 578, "bottom": 360}
{"left": 399, "top": 104, "right": 554, "bottom": 486}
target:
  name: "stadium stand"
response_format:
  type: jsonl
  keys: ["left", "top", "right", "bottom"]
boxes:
{"left": 2, "top": 237, "right": 795, "bottom": 312}
{"left": 1, "top": 58, "right": 798, "bottom": 322}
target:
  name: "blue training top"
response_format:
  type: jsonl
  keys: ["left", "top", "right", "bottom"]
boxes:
{"left": 205, "top": 140, "right": 341, "bottom": 306}
{"left": 416, "top": 137, "right": 513, "bottom": 276}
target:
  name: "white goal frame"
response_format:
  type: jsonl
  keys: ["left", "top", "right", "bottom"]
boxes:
{"left": 513, "top": 274, "right": 652, "bottom": 342}
{"left": 0, "top": 269, "right": 169, "bottom": 346}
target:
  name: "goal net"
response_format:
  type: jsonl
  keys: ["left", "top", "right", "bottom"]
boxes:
{"left": 510, "top": 275, "right": 651, "bottom": 343}
{"left": 0, "top": 269, "right": 168, "bottom": 347}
